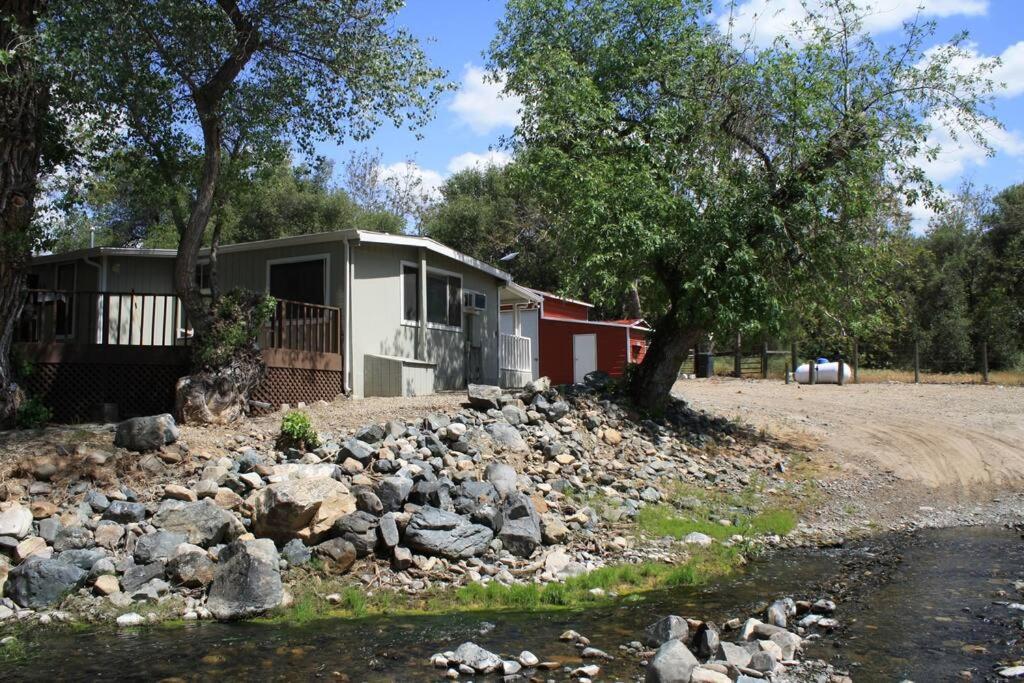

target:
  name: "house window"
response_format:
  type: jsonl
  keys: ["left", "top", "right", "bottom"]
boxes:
{"left": 402, "top": 265, "right": 419, "bottom": 322}
{"left": 402, "top": 264, "right": 462, "bottom": 329}
{"left": 267, "top": 256, "right": 327, "bottom": 305}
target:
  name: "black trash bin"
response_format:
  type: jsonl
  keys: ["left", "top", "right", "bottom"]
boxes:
{"left": 696, "top": 352, "right": 714, "bottom": 378}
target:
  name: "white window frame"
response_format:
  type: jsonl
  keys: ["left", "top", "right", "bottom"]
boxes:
{"left": 463, "top": 288, "right": 486, "bottom": 313}
{"left": 399, "top": 260, "right": 463, "bottom": 332}
{"left": 265, "top": 253, "right": 331, "bottom": 305}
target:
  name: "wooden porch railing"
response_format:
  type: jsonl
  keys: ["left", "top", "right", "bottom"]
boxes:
{"left": 16, "top": 290, "right": 192, "bottom": 347}
{"left": 259, "top": 298, "right": 342, "bottom": 355}
{"left": 16, "top": 290, "right": 343, "bottom": 356}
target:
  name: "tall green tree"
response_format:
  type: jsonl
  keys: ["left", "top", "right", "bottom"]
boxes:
{"left": 0, "top": 0, "right": 51, "bottom": 425}
{"left": 421, "top": 163, "right": 562, "bottom": 293}
{"left": 491, "top": 0, "right": 998, "bottom": 409}
{"left": 49, "top": 0, "right": 448, "bottom": 420}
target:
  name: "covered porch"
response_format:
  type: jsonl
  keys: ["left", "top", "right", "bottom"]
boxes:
{"left": 498, "top": 283, "right": 542, "bottom": 388}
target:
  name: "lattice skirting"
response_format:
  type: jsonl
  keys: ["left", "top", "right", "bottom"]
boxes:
{"left": 251, "top": 367, "right": 344, "bottom": 410}
{"left": 24, "top": 363, "right": 343, "bottom": 423}
{"left": 23, "top": 362, "right": 189, "bottom": 423}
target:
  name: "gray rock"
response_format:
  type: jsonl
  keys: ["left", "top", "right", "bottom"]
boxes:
{"left": 501, "top": 404, "right": 526, "bottom": 426}
{"left": 340, "top": 438, "right": 376, "bottom": 464}
{"left": 313, "top": 538, "right": 357, "bottom": 572}
{"left": 332, "top": 511, "right": 380, "bottom": 557}
{"left": 207, "top": 539, "right": 283, "bottom": 620}
{"left": 376, "top": 476, "right": 413, "bottom": 512}
{"left": 467, "top": 384, "right": 503, "bottom": 411}
{"left": 484, "top": 423, "right": 527, "bottom": 452}
{"left": 484, "top": 462, "right": 519, "bottom": 498}
{"left": 166, "top": 549, "right": 215, "bottom": 588}
{"left": 720, "top": 642, "right": 752, "bottom": 668}
{"left": 121, "top": 560, "right": 166, "bottom": 592}
{"left": 547, "top": 401, "right": 570, "bottom": 420}
{"left": 453, "top": 641, "right": 502, "bottom": 673}
{"left": 378, "top": 512, "right": 400, "bottom": 548}
{"left": 38, "top": 517, "right": 62, "bottom": 544}
{"left": 423, "top": 413, "right": 450, "bottom": 431}
{"left": 152, "top": 499, "right": 245, "bottom": 547}
{"left": 354, "top": 487, "right": 384, "bottom": 516}
{"left": 6, "top": 558, "right": 88, "bottom": 608}
{"left": 134, "top": 530, "right": 187, "bottom": 564}
{"left": 103, "top": 500, "right": 147, "bottom": 524}
{"left": 767, "top": 599, "right": 789, "bottom": 627}
{"left": 645, "top": 615, "right": 689, "bottom": 646}
{"left": 405, "top": 506, "right": 494, "bottom": 559}
{"left": 497, "top": 492, "right": 541, "bottom": 557}
{"left": 84, "top": 490, "right": 110, "bottom": 512}
{"left": 113, "top": 413, "right": 179, "bottom": 452}
{"left": 693, "top": 622, "right": 720, "bottom": 659}
{"left": 355, "top": 423, "right": 385, "bottom": 444}
{"left": 56, "top": 548, "right": 106, "bottom": 571}
{"left": 453, "top": 480, "right": 498, "bottom": 515}
{"left": 281, "top": 538, "right": 312, "bottom": 566}
{"left": 131, "top": 577, "right": 170, "bottom": 602}
{"left": 749, "top": 650, "right": 777, "bottom": 673}
{"left": 645, "top": 638, "right": 698, "bottom": 683}
{"left": 52, "top": 525, "right": 94, "bottom": 552}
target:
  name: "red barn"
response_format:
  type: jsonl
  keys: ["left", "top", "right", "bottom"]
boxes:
{"left": 500, "top": 286, "right": 652, "bottom": 386}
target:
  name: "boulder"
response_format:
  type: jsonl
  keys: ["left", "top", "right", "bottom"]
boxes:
{"left": 166, "top": 547, "right": 215, "bottom": 588}
{"left": 484, "top": 463, "right": 518, "bottom": 498}
{"left": 152, "top": 499, "right": 245, "bottom": 547}
{"left": 121, "top": 560, "right": 166, "bottom": 592}
{"left": 453, "top": 480, "right": 498, "bottom": 515}
{"left": 378, "top": 512, "right": 400, "bottom": 548}
{"left": 497, "top": 492, "right": 541, "bottom": 557}
{"left": 103, "top": 500, "right": 147, "bottom": 524}
{"left": 720, "top": 642, "right": 752, "bottom": 668}
{"left": 207, "top": 539, "right": 284, "bottom": 620}
{"left": 133, "top": 530, "right": 188, "bottom": 564}
{"left": 540, "top": 515, "right": 569, "bottom": 544}
{"left": 281, "top": 538, "right": 312, "bottom": 566}
{"left": 332, "top": 511, "right": 380, "bottom": 557}
{"left": 354, "top": 488, "right": 384, "bottom": 516}
{"left": 251, "top": 477, "right": 355, "bottom": 543}
{"left": 93, "top": 521, "right": 125, "bottom": 549}
{"left": 56, "top": 548, "right": 106, "bottom": 571}
{"left": 452, "top": 642, "right": 502, "bottom": 674}
{"left": 313, "top": 538, "right": 357, "bottom": 573}
{"left": 376, "top": 476, "right": 413, "bottom": 512}
{"left": 354, "top": 424, "right": 385, "bottom": 444}
{"left": 52, "top": 525, "right": 94, "bottom": 552}
{"left": 485, "top": 423, "right": 527, "bottom": 452}
{"left": 6, "top": 557, "right": 88, "bottom": 608}
{"left": 645, "top": 639, "right": 698, "bottom": 683}
{"left": 113, "top": 413, "right": 179, "bottom": 452}
{"left": 405, "top": 506, "right": 494, "bottom": 559}
{"left": 467, "top": 384, "right": 503, "bottom": 411}
{"left": 0, "top": 504, "right": 33, "bottom": 539}
{"left": 645, "top": 615, "right": 689, "bottom": 646}
{"left": 339, "top": 438, "right": 376, "bottom": 464}
{"left": 524, "top": 376, "right": 550, "bottom": 395}
{"left": 693, "top": 622, "right": 720, "bottom": 659}
{"left": 163, "top": 484, "right": 197, "bottom": 502}
{"left": 14, "top": 536, "right": 49, "bottom": 563}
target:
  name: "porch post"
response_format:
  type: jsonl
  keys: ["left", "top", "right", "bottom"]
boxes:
{"left": 417, "top": 247, "right": 427, "bottom": 360}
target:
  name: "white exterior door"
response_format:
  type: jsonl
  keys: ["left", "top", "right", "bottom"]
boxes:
{"left": 520, "top": 309, "right": 540, "bottom": 379}
{"left": 573, "top": 333, "right": 597, "bottom": 384}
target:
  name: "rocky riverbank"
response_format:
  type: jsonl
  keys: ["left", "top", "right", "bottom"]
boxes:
{"left": 0, "top": 374, "right": 806, "bottom": 631}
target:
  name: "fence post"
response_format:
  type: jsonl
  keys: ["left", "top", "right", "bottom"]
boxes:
{"left": 852, "top": 340, "right": 859, "bottom": 384}
{"left": 981, "top": 340, "right": 989, "bottom": 384}
{"left": 784, "top": 362, "right": 791, "bottom": 384}
{"left": 791, "top": 341, "right": 798, "bottom": 378}
{"left": 734, "top": 333, "right": 742, "bottom": 378}
{"left": 913, "top": 340, "right": 920, "bottom": 384}
{"left": 761, "top": 342, "right": 769, "bottom": 379}
{"left": 837, "top": 352, "right": 845, "bottom": 386}
{"left": 809, "top": 358, "right": 817, "bottom": 385}
{"left": 693, "top": 345, "right": 699, "bottom": 375}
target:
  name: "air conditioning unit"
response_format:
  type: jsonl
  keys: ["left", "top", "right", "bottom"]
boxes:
{"left": 463, "top": 291, "right": 487, "bottom": 312}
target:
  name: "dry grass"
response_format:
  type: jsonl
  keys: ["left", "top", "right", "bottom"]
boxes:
{"left": 856, "top": 368, "right": 1024, "bottom": 386}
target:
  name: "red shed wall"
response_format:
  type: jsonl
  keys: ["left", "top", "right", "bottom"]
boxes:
{"left": 628, "top": 328, "right": 650, "bottom": 365}
{"left": 539, "top": 318, "right": 629, "bottom": 385}
{"left": 541, "top": 296, "right": 591, "bottom": 321}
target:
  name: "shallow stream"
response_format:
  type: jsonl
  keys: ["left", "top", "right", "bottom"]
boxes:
{"left": 5, "top": 526, "right": 1023, "bottom": 681}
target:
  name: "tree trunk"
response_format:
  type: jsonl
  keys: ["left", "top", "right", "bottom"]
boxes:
{"left": 629, "top": 306, "right": 701, "bottom": 413}
{"left": 622, "top": 282, "right": 642, "bottom": 319}
{"left": 0, "top": 0, "right": 48, "bottom": 426}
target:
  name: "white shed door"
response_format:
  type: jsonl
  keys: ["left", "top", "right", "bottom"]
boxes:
{"left": 521, "top": 309, "right": 540, "bottom": 379}
{"left": 573, "top": 333, "right": 597, "bottom": 384}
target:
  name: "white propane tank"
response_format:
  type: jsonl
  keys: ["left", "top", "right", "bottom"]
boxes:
{"left": 795, "top": 361, "right": 853, "bottom": 384}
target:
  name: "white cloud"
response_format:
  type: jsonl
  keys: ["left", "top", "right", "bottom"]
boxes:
{"left": 916, "top": 114, "right": 1024, "bottom": 183}
{"left": 449, "top": 64, "right": 522, "bottom": 135}
{"left": 922, "top": 40, "right": 1024, "bottom": 99}
{"left": 720, "top": 0, "right": 988, "bottom": 47}
{"left": 446, "top": 150, "right": 512, "bottom": 174}
{"left": 380, "top": 161, "right": 445, "bottom": 202}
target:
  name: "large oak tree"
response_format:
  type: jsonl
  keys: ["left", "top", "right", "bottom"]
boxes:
{"left": 491, "top": 0, "right": 999, "bottom": 410}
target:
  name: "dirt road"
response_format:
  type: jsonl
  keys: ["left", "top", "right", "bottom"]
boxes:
{"left": 674, "top": 378, "right": 1024, "bottom": 492}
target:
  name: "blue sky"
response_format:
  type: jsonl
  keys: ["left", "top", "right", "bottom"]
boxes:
{"left": 316, "top": 0, "right": 1024, "bottom": 229}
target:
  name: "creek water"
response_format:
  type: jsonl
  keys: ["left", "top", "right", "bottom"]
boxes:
{"left": 5, "top": 526, "right": 1022, "bottom": 681}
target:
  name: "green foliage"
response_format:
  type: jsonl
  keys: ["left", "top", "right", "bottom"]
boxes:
{"left": 490, "top": 0, "right": 999, "bottom": 403}
{"left": 279, "top": 410, "right": 320, "bottom": 450}
{"left": 192, "top": 290, "right": 275, "bottom": 370}
{"left": 16, "top": 397, "right": 51, "bottom": 429}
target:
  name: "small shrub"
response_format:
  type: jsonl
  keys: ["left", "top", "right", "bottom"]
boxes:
{"left": 16, "top": 397, "right": 51, "bottom": 429}
{"left": 193, "top": 289, "right": 276, "bottom": 370}
{"left": 279, "top": 410, "right": 320, "bottom": 450}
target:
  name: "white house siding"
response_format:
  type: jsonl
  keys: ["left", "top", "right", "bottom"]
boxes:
{"left": 350, "top": 242, "right": 501, "bottom": 397}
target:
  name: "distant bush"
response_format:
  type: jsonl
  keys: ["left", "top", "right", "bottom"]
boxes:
{"left": 278, "top": 410, "right": 319, "bottom": 450}
{"left": 16, "top": 397, "right": 51, "bottom": 429}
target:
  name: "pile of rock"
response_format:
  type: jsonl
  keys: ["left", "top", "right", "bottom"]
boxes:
{"left": 429, "top": 642, "right": 550, "bottom": 679}
{"left": 0, "top": 376, "right": 790, "bottom": 625}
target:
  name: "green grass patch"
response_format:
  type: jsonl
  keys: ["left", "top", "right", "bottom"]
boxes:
{"left": 637, "top": 503, "right": 797, "bottom": 541}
